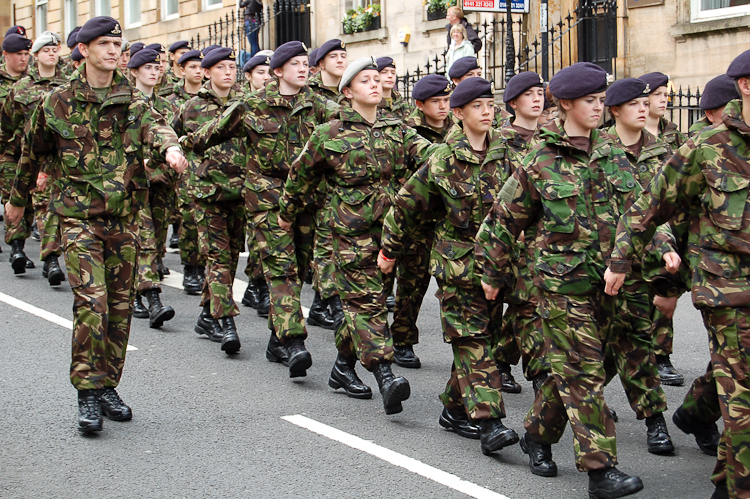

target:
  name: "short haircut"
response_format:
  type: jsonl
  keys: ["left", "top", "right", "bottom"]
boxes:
{"left": 448, "top": 6, "right": 464, "bottom": 18}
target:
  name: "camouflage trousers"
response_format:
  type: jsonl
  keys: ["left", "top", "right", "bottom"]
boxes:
{"left": 604, "top": 285, "right": 668, "bottom": 420}
{"left": 702, "top": 307, "right": 750, "bottom": 498}
{"left": 312, "top": 208, "right": 338, "bottom": 300}
{"left": 333, "top": 229, "right": 394, "bottom": 370}
{"left": 436, "top": 282, "right": 506, "bottom": 421}
{"left": 195, "top": 199, "right": 245, "bottom": 319}
{"left": 4, "top": 194, "right": 33, "bottom": 244}
{"left": 681, "top": 362, "right": 721, "bottom": 424}
{"left": 242, "top": 226, "right": 264, "bottom": 281}
{"left": 391, "top": 231, "right": 433, "bottom": 348}
{"left": 177, "top": 171, "right": 204, "bottom": 267}
{"left": 149, "top": 182, "right": 176, "bottom": 259}
{"left": 33, "top": 188, "right": 62, "bottom": 261}
{"left": 252, "top": 208, "right": 314, "bottom": 342}
{"left": 524, "top": 291, "right": 618, "bottom": 472}
{"left": 61, "top": 213, "right": 139, "bottom": 390}
{"left": 136, "top": 203, "right": 161, "bottom": 292}
{"left": 652, "top": 307, "right": 675, "bottom": 357}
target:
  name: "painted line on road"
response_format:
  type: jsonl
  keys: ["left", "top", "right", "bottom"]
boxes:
{"left": 282, "top": 414, "right": 510, "bottom": 499}
{"left": 0, "top": 291, "right": 138, "bottom": 351}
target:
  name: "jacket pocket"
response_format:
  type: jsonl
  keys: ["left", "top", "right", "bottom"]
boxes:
{"left": 435, "top": 177, "right": 475, "bottom": 230}
{"left": 539, "top": 180, "right": 578, "bottom": 233}
{"left": 324, "top": 139, "right": 368, "bottom": 179}
{"left": 332, "top": 184, "right": 383, "bottom": 235}
{"left": 47, "top": 118, "right": 94, "bottom": 176}
{"left": 536, "top": 250, "right": 593, "bottom": 295}
{"left": 703, "top": 168, "right": 750, "bottom": 231}
{"left": 430, "top": 239, "right": 475, "bottom": 287}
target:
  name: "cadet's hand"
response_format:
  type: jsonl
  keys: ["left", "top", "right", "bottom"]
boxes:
{"left": 4, "top": 202, "right": 24, "bottom": 225}
{"left": 166, "top": 149, "right": 188, "bottom": 174}
{"left": 482, "top": 281, "right": 500, "bottom": 301}
{"left": 277, "top": 214, "right": 292, "bottom": 233}
{"left": 604, "top": 268, "right": 626, "bottom": 296}
{"left": 36, "top": 173, "right": 48, "bottom": 191}
{"left": 663, "top": 251, "right": 681, "bottom": 274}
{"left": 377, "top": 251, "right": 396, "bottom": 274}
{"left": 653, "top": 295, "right": 678, "bottom": 318}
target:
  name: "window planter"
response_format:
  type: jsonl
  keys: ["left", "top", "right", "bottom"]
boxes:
{"left": 427, "top": 9, "right": 446, "bottom": 21}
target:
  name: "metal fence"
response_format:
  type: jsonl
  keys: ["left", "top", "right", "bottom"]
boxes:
{"left": 666, "top": 87, "right": 703, "bottom": 134}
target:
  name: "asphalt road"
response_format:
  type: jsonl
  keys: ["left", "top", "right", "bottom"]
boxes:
{"left": 0, "top": 235, "right": 719, "bottom": 499}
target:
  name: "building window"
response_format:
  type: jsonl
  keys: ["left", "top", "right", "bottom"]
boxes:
{"left": 163, "top": 0, "right": 179, "bottom": 19}
{"left": 36, "top": 0, "right": 48, "bottom": 37}
{"left": 64, "top": 0, "right": 77, "bottom": 38}
{"left": 344, "top": 0, "right": 377, "bottom": 9}
{"left": 203, "top": 0, "right": 223, "bottom": 11}
{"left": 95, "top": 0, "right": 111, "bottom": 16}
{"left": 125, "top": 0, "right": 143, "bottom": 27}
{"left": 692, "top": 0, "right": 750, "bottom": 21}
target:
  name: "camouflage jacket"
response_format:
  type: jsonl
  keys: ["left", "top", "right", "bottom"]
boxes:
{"left": 0, "top": 63, "right": 24, "bottom": 109}
{"left": 611, "top": 99, "right": 750, "bottom": 308}
{"left": 606, "top": 126, "right": 670, "bottom": 188}
{"left": 165, "top": 79, "right": 196, "bottom": 113}
{"left": 475, "top": 119, "right": 635, "bottom": 295}
{"left": 9, "top": 62, "right": 179, "bottom": 219}
{"left": 405, "top": 107, "right": 452, "bottom": 144}
{"left": 156, "top": 67, "right": 179, "bottom": 98}
{"left": 382, "top": 124, "right": 509, "bottom": 288}
{"left": 173, "top": 83, "right": 245, "bottom": 202}
{"left": 378, "top": 89, "right": 414, "bottom": 122}
{"left": 308, "top": 73, "right": 345, "bottom": 103}
{"left": 0, "top": 66, "right": 67, "bottom": 167}
{"left": 278, "top": 106, "right": 433, "bottom": 236}
{"left": 145, "top": 91, "right": 179, "bottom": 184}
{"left": 688, "top": 116, "right": 712, "bottom": 138}
{"left": 659, "top": 116, "right": 687, "bottom": 152}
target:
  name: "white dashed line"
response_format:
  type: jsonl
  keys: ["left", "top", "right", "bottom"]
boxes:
{"left": 282, "top": 414, "right": 511, "bottom": 499}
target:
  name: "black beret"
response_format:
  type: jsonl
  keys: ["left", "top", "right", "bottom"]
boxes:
{"left": 317, "top": 39, "right": 346, "bottom": 63}
{"left": 604, "top": 78, "right": 649, "bottom": 107}
{"left": 638, "top": 72, "right": 669, "bottom": 93}
{"left": 448, "top": 56, "right": 480, "bottom": 79}
{"left": 76, "top": 16, "right": 122, "bottom": 44}
{"left": 244, "top": 54, "right": 270, "bottom": 73}
{"left": 129, "top": 42, "right": 145, "bottom": 56}
{"left": 178, "top": 49, "right": 203, "bottom": 65}
{"left": 202, "top": 44, "right": 221, "bottom": 56}
{"left": 376, "top": 57, "right": 395, "bottom": 70}
{"left": 169, "top": 40, "right": 190, "bottom": 53}
{"left": 503, "top": 71, "right": 544, "bottom": 103}
{"left": 145, "top": 43, "right": 165, "bottom": 54}
{"left": 2, "top": 34, "right": 32, "bottom": 53}
{"left": 5, "top": 26, "right": 27, "bottom": 38}
{"left": 548, "top": 62, "right": 607, "bottom": 100}
{"left": 727, "top": 49, "right": 750, "bottom": 80}
{"left": 127, "top": 48, "right": 161, "bottom": 69}
{"left": 450, "top": 77, "right": 494, "bottom": 108}
{"left": 270, "top": 40, "right": 307, "bottom": 69}
{"left": 701, "top": 74, "right": 740, "bottom": 110}
{"left": 308, "top": 48, "right": 319, "bottom": 66}
{"left": 413, "top": 74, "right": 452, "bottom": 101}
{"left": 67, "top": 27, "right": 81, "bottom": 48}
{"left": 70, "top": 47, "right": 84, "bottom": 62}
{"left": 201, "top": 46, "right": 236, "bottom": 68}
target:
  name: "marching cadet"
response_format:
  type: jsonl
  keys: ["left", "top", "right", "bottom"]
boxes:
{"left": 381, "top": 77, "right": 520, "bottom": 454}
{"left": 144, "top": 44, "right": 167, "bottom": 88}
{"left": 191, "top": 41, "right": 339, "bottom": 377}
{"left": 308, "top": 38, "right": 347, "bottom": 101}
{"left": 376, "top": 57, "right": 412, "bottom": 121}
{"left": 118, "top": 39, "right": 131, "bottom": 73}
{"left": 242, "top": 54, "right": 272, "bottom": 93}
{"left": 0, "top": 31, "right": 67, "bottom": 285}
{"left": 447, "top": 56, "right": 482, "bottom": 87}
{"left": 5, "top": 16, "right": 187, "bottom": 434}
{"left": 604, "top": 48, "right": 750, "bottom": 499}
{"left": 129, "top": 42, "right": 145, "bottom": 58}
{"left": 406, "top": 74, "right": 453, "bottom": 142}
{"left": 127, "top": 48, "right": 178, "bottom": 329}
{"left": 602, "top": 78, "right": 675, "bottom": 454}
{"left": 160, "top": 40, "right": 191, "bottom": 97}
{"left": 278, "top": 57, "right": 433, "bottom": 414}
{"left": 174, "top": 47, "right": 245, "bottom": 354}
{"left": 69, "top": 47, "right": 84, "bottom": 70}
{"left": 308, "top": 48, "right": 320, "bottom": 76}
{"left": 61, "top": 27, "right": 81, "bottom": 77}
{"left": 689, "top": 74, "right": 739, "bottom": 136}
{"left": 476, "top": 62, "right": 644, "bottom": 498}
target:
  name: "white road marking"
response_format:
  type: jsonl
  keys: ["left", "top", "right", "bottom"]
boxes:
{"left": 282, "top": 414, "right": 510, "bottom": 499}
{"left": 0, "top": 291, "right": 138, "bottom": 351}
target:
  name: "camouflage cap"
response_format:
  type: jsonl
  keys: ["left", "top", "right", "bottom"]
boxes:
{"left": 727, "top": 49, "right": 750, "bottom": 80}
{"left": 339, "top": 56, "right": 378, "bottom": 93}
{"left": 700, "top": 74, "right": 740, "bottom": 110}
{"left": 604, "top": 77, "right": 649, "bottom": 107}
{"left": 76, "top": 16, "right": 122, "bottom": 44}
{"left": 638, "top": 72, "right": 669, "bottom": 93}
{"left": 503, "top": 71, "right": 544, "bottom": 103}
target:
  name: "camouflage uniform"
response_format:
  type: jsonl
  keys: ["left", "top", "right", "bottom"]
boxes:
{"left": 381, "top": 124, "right": 508, "bottom": 421}
{"left": 278, "top": 107, "right": 431, "bottom": 369}
{"left": 0, "top": 62, "right": 26, "bottom": 203}
{"left": 689, "top": 116, "right": 713, "bottom": 137}
{"left": 610, "top": 99, "right": 750, "bottom": 496}
{"left": 191, "top": 79, "right": 337, "bottom": 337}
{"left": 378, "top": 89, "right": 414, "bottom": 122}
{"left": 175, "top": 83, "right": 245, "bottom": 319}
{"left": 476, "top": 119, "right": 634, "bottom": 472}
{"left": 9, "top": 63, "right": 179, "bottom": 390}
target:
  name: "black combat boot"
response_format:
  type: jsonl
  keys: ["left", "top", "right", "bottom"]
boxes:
{"left": 144, "top": 288, "right": 175, "bottom": 329}
{"left": 439, "top": 407, "right": 480, "bottom": 440}
{"left": 372, "top": 362, "right": 410, "bottom": 415}
{"left": 77, "top": 389, "right": 103, "bottom": 433}
{"left": 220, "top": 316, "right": 241, "bottom": 354}
{"left": 182, "top": 265, "right": 202, "bottom": 295}
{"left": 98, "top": 387, "right": 132, "bottom": 421}
{"left": 656, "top": 354, "right": 684, "bottom": 386}
{"left": 645, "top": 413, "right": 675, "bottom": 454}
{"left": 169, "top": 223, "right": 180, "bottom": 249}
{"left": 132, "top": 293, "right": 149, "bottom": 319}
{"left": 9, "top": 240, "right": 29, "bottom": 274}
{"left": 241, "top": 280, "right": 259, "bottom": 308}
{"left": 31, "top": 224, "right": 40, "bottom": 241}
{"left": 42, "top": 255, "right": 65, "bottom": 286}
{"left": 672, "top": 406, "right": 720, "bottom": 456}
{"left": 588, "top": 467, "right": 644, "bottom": 499}
{"left": 195, "top": 304, "right": 224, "bottom": 342}
{"left": 195, "top": 265, "right": 206, "bottom": 289}
{"left": 329, "top": 295, "right": 345, "bottom": 329}
{"left": 531, "top": 373, "right": 548, "bottom": 395}
{"left": 256, "top": 278, "right": 270, "bottom": 318}
{"left": 393, "top": 345, "right": 421, "bottom": 369}
{"left": 519, "top": 432, "right": 557, "bottom": 477}
{"left": 711, "top": 481, "right": 729, "bottom": 499}
{"left": 266, "top": 330, "right": 289, "bottom": 366}
{"left": 286, "top": 337, "right": 312, "bottom": 378}
{"left": 498, "top": 361, "right": 522, "bottom": 393}
{"left": 156, "top": 255, "right": 169, "bottom": 278}
{"left": 328, "top": 352, "right": 372, "bottom": 399}
{"left": 385, "top": 294, "right": 396, "bottom": 312}
{"left": 307, "top": 291, "right": 335, "bottom": 329}
{"left": 479, "top": 418, "right": 519, "bottom": 455}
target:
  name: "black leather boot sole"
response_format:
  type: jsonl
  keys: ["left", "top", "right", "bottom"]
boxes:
{"left": 150, "top": 306, "right": 175, "bottom": 329}
{"left": 266, "top": 336, "right": 290, "bottom": 366}
{"left": 307, "top": 314, "right": 336, "bottom": 330}
{"left": 195, "top": 319, "right": 224, "bottom": 342}
{"left": 393, "top": 345, "right": 421, "bottom": 369}
{"left": 382, "top": 378, "right": 410, "bottom": 415}
{"left": 10, "top": 255, "right": 27, "bottom": 274}
{"left": 221, "top": 336, "right": 241, "bottom": 354}
{"left": 328, "top": 361, "right": 373, "bottom": 399}
{"left": 288, "top": 350, "right": 312, "bottom": 378}
{"left": 438, "top": 408, "right": 480, "bottom": 440}
{"left": 48, "top": 266, "right": 64, "bottom": 286}
{"left": 672, "top": 407, "right": 719, "bottom": 456}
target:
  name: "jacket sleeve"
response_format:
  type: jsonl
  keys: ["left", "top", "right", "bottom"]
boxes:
{"left": 143, "top": 107, "right": 180, "bottom": 166}
{"left": 190, "top": 99, "right": 247, "bottom": 156}
{"left": 10, "top": 98, "right": 54, "bottom": 208}
{"left": 278, "top": 129, "right": 330, "bottom": 223}
{"left": 464, "top": 21, "right": 482, "bottom": 53}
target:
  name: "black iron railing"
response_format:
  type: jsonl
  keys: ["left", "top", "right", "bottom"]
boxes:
{"left": 666, "top": 86, "right": 703, "bottom": 134}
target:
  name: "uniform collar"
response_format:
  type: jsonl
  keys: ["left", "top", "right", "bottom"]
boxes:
{"left": 69, "top": 63, "right": 134, "bottom": 105}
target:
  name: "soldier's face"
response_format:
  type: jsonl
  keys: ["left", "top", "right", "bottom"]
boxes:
{"left": 134, "top": 62, "right": 161, "bottom": 89}
{"left": 35, "top": 44, "right": 60, "bottom": 70}
{"left": 321, "top": 51, "right": 347, "bottom": 78}
{"left": 118, "top": 49, "right": 130, "bottom": 72}
{"left": 379, "top": 67, "right": 397, "bottom": 90}
{"left": 80, "top": 37, "right": 122, "bottom": 73}
{"left": 276, "top": 56, "right": 309, "bottom": 90}
{"left": 456, "top": 69, "right": 482, "bottom": 84}
{"left": 416, "top": 96, "right": 451, "bottom": 124}
{"left": 562, "top": 92, "right": 605, "bottom": 131}
{"left": 206, "top": 60, "right": 237, "bottom": 92}
{"left": 510, "top": 87, "right": 544, "bottom": 121}
{"left": 183, "top": 61, "right": 203, "bottom": 84}
{"left": 157, "top": 52, "right": 167, "bottom": 76}
{"left": 3, "top": 50, "right": 30, "bottom": 75}
{"left": 648, "top": 86, "right": 669, "bottom": 118}
{"left": 611, "top": 96, "right": 648, "bottom": 132}
{"left": 248, "top": 65, "right": 272, "bottom": 90}
{"left": 343, "top": 69, "right": 382, "bottom": 106}
{"left": 454, "top": 97, "right": 495, "bottom": 134}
